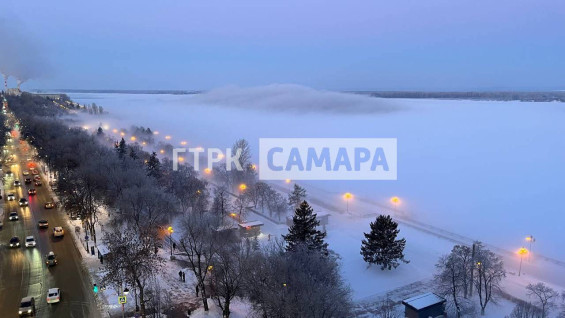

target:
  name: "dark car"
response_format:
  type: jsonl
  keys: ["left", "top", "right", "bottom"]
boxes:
{"left": 34, "top": 181, "right": 42, "bottom": 186}
{"left": 38, "top": 220, "right": 49, "bottom": 229}
{"left": 28, "top": 188, "right": 37, "bottom": 195}
{"left": 19, "top": 296, "right": 35, "bottom": 316}
{"left": 19, "top": 198, "right": 28, "bottom": 207}
{"left": 44, "top": 202, "right": 55, "bottom": 209}
{"left": 9, "top": 236, "right": 21, "bottom": 248}
{"left": 24, "top": 178, "right": 32, "bottom": 184}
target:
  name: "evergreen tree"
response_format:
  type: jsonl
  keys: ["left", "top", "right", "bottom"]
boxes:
{"left": 97, "top": 126, "right": 103, "bottom": 136}
{"left": 360, "top": 215, "right": 408, "bottom": 270}
{"left": 288, "top": 184, "right": 307, "bottom": 209}
{"left": 129, "top": 147, "right": 139, "bottom": 160}
{"left": 146, "top": 152, "right": 161, "bottom": 179}
{"left": 116, "top": 137, "right": 127, "bottom": 158}
{"left": 283, "top": 201, "right": 328, "bottom": 254}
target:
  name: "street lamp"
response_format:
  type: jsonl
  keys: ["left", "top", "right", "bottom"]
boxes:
{"left": 167, "top": 226, "right": 174, "bottom": 257}
{"left": 525, "top": 235, "right": 535, "bottom": 261}
{"left": 517, "top": 247, "right": 528, "bottom": 276}
{"left": 390, "top": 196, "right": 400, "bottom": 212}
{"left": 239, "top": 183, "right": 247, "bottom": 192}
{"left": 343, "top": 192, "right": 353, "bottom": 214}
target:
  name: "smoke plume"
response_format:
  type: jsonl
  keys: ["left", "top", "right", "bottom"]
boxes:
{"left": 0, "top": 17, "right": 49, "bottom": 89}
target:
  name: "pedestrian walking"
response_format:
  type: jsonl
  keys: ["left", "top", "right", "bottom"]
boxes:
{"left": 178, "top": 270, "right": 183, "bottom": 281}
{"left": 195, "top": 284, "right": 199, "bottom": 297}
{"left": 173, "top": 242, "right": 177, "bottom": 250}
{"left": 182, "top": 271, "right": 186, "bottom": 282}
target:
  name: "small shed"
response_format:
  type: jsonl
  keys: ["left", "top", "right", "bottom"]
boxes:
{"left": 238, "top": 220, "right": 264, "bottom": 238}
{"left": 402, "top": 292, "right": 446, "bottom": 318}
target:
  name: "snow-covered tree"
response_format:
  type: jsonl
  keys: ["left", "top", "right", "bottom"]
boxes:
{"left": 474, "top": 248, "right": 506, "bottom": 315}
{"left": 146, "top": 151, "right": 161, "bottom": 179}
{"left": 526, "top": 283, "right": 559, "bottom": 318}
{"left": 288, "top": 183, "right": 307, "bottom": 209}
{"left": 360, "top": 215, "right": 408, "bottom": 270}
{"left": 282, "top": 201, "right": 328, "bottom": 254}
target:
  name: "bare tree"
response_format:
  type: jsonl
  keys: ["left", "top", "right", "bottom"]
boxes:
{"left": 507, "top": 301, "right": 542, "bottom": 318}
{"left": 474, "top": 248, "right": 506, "bottom": 315}
{"left": 526, "top": 283, "right": 559, "bottom": 318}
{"left": 177, "top": 213, "right": 220, "bottom": 311}
{"left": 288, "top": 183, "right": 307, "bottom": 209}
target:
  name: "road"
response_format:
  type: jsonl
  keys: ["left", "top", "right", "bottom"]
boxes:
{"left": 0, "top": 126, "right": 101, "bottom": 317}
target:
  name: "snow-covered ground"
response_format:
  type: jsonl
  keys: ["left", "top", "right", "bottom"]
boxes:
{"left": 64, "top": 86, "right": 565, "bottom": 316}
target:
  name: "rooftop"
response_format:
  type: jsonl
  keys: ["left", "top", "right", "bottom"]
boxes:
{"left": 402, "top": 292, "right": 445, "bottom": 311}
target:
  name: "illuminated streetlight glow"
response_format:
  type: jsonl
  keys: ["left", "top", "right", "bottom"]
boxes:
{"left": 165, "top": 135, "right": 171, "bottom": 140}
{"left": 180, "top": 141, "right": 187, "bottom": 145}
{"left": 120, "top": 132, "right": 125, "bottom": 136}
{"left": 517, "top": 247, "right": 529, "bottom": 276}
{"left": 390, "top": 196, "right": 400, "bottom": 212}
{"left": 204, "top": 168, "right": 212, "bottom": 174}
{"left": 285, "top": 178, "right": 291, "bottom": 184}
{"left": 239, "top": 183, "right": 247, "bottom": 191}
{"left": 178, "top": 156, "right": 185, "bottom": 162}
{"left": 344, "top": 192, "right": 353, "bottom": 213}
{"left": 130, "top": 136, "right": 136, "bottom": 141}
{"left": 112, "top": 129, "right": 118, "bottom": 133}
{"left": 153, "top": 131, "right": 159, "bottom": 135}
{"left": 159, "top": 149, "right": 165, "bottom": 154}
{"left": 167, "top": 226, "right": 174, "bottom": 257}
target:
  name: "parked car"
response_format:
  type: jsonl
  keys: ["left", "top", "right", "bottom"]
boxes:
{"left": 19, "top": 198, "right": 28, "bottom": 207}
{"left": 45, "top": 252, "right": 57, "bottom": 266}
{"left": 46, "top": 288, "right": 61, "bottom": 304}
{"left": 38, "top": 220, "right": 49, "bottom": 229}
{"left": 44, "top": 202, "right": 55, "bottom": 209}
{"left": 10, "top": 236, "right": 21, "bottom": 247}
{"left": 53, "top": 227, "right": 64, "bottom": 237}
{"left": 18, "top": 297, "right": 35, "bottom": 316}
{"left": 25, "top": 236, "right": 36, "bottom": 248}
{"left": 9, "top": 211, "right": 19, "bottom": 221}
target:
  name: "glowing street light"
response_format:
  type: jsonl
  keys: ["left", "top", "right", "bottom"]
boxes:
{"left": 159, "top": 149, "right": 165, "bottom": 154}
{"left": 165, "top": 135, "right": 171, "bottom": 140}
{"left": 344, "top": 192, "right": 353, "bottom": 213}
{"left": 390, "top": 196, "right": 400, "bottom": 212}
{"left": 180, "top": 141, "right": 187, "bottom": 146}
{"left": 167, "top": 226, "right": 174, "bottom": 257}
{"left": 153, "top": 131, "right": 159, "bottom": 135}
{"left": 285, "top": 179, "right": 291, "bottom": 184}
{"left": 204, "top": 168, "right": 212, "bottom": 175}
{"left": 525, "top": 235, "right": 535, "bottom": 261}
{"left": 239, "top": 183, "right": 247, "bottom": 191}
{"left": 112, "top": 129, "right": 118, "bottom": 134}
{"left": 517, "top": 247, "right": 529, "bottom": 276}
{"left": 130, "top": 136, "right": 136, "bottom": 142}
{"left": 120, "top": 132, "right": 125, "bottom": 137}
{"left": 178, "top": 156, "right": 185, "bottom": 162}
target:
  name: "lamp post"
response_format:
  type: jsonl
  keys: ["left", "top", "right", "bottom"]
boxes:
{"left": 167, "top": 226, "right": 174, "bottom": 257}
{"left": 525, "top": 235, "right": 535, "bottom": 261}
{"left": 518, "top": 247, "right": 528, "bottom": 276}
{"left": 390, "top": 196, "right": 400, "bottom": 213}
{"left": 343, "top": 192, "right": 352, "bottom": 214}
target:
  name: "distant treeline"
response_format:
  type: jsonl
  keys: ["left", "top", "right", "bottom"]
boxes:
{"left": 355, "top": 91, "right": 565, "bottom": 102}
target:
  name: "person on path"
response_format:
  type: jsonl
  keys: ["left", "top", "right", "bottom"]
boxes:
{"left": 178, "top": 270, "right": 183, "bottom": 281}
{"left": 182, "top": 271, "right": 186, "bottom": 282}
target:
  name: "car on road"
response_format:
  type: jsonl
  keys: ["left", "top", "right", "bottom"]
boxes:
{"left": 53, "top": 226, "right": 64, "bottom": 237}
{"left": 9, "top": 236, "right": 21, "bottom": 247}
{"left": 7, "top": 193, "right": 16, "bottom": 200}
{"left": 13, "top": 180, "right": 21, "bottom": 186}
{"left": 9, "top": 211, "right": 19, "bottom": 221}
{"left": 19, "top": 198, "right": 28, "bottom": 207}
{"left": 25, "top": 236, "right": 36, "bottom": 247}
{"left": 18, "top": 296, "right": 35, "bottom": 316}
{"left": 5, "top": 170, "right": 13, "bottom": 177}
{"left": 28, "top": 188, "right": 36, "bottom": 195}
{"left": 38, "top": 220, "right": 49, "bottom": 228}
{"left": 44, "top": 202, "right": 55, "bottom": 209}
{"left": 33, "top": 175, "right": 41, "bottom": 181}
{"left": 45, "top": 251, "right": 57, "bottom": 266}
{"left": 24, "top": 177, "right": 32, "bottom": 184}
{"left": 31, "top": 169, "right": 39, "bottom": 175}
{"left": 46, "top": 288, "right": 61, "bottom": 304}
{"left": 34, "top": 181, "right": 42, "bottom": 186}
{"left": 22, "top": 170, "right": 30, "bottom": 176}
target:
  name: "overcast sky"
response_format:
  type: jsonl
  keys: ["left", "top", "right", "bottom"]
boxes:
{"left": 2, "top": 0, "right": 564, "bottom": 91}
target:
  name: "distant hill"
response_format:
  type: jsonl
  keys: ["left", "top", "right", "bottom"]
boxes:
{"left": 354, "top": 91, "right": 565, "bottom": 102}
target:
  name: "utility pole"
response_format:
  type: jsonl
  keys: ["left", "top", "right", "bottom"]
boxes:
{"left": 469, "top": 242, "right": 476, "bottom": 297}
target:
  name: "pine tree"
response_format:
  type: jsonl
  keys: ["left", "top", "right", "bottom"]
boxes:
{"left": 288, "top": 184, "right": 307, "bottom": 209}
{"left": 129, "top": 147, "right": 139, "bottom": 160}
{"left": 283, "top": 201, "right": 328, "bottom": 254}
{"left": 97, "top": 126, "right": 103, "bottom": 136}
{"left": 360, "top": 215, "right": 408, "bottom": 270}
{"left": 116, "top": 137, "right": 127, "bottom": 158}
{"left": 146, "top": 152, "right": 161, "bottom": 179}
